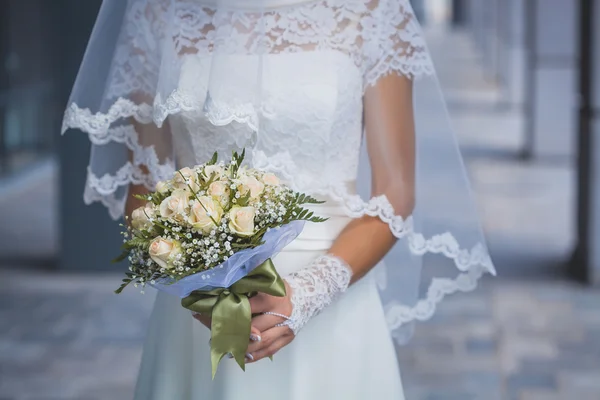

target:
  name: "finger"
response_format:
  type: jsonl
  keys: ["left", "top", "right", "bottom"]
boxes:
{"left": 246, "top": 325, "right": 287, "bottom": 353}
{"left": 192, "top": 313, "right": 212, "bottom": 329}
{"left": 249, "top": 293, "right": 275, "bottom": 314}
{"left": 247, "top": 333, "right": 293, "bottom": 363}
{"left": 250, "top": 325, "right": 262, "bottom": 343}
{"left": 251, "top": 312, "right": 289, "bottom": 332}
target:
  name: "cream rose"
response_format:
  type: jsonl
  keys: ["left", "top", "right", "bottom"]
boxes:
{"left": 131, "top": 203, "right": 155, "bottom": 230}
{"left": 149, "top": 237, "right": 182, "bottom": 270}
{"left": 173, "top": 167, "right": 200, "bottom": 192}
{"left": 261, "top": 173, "right": 280, "bottom": 186}
{"left": 190, "top": 196, "right": 223, "bottom": 232}
{"left": 155, "top": 180, "right": 170, "bottom": 193}
{"left": 238, "top": 175, "right": 265, "bottom": 198}
{"left": 208, "top": 181, "right": 230, "bottom": 207}
{"left": 203, "top": 165, "right": 225, "bottom": 181}
{"left": 159, "top": 189, "right": 190, "bottom": 220}
{"left": 228, "top": 206, "right": 256, "bottom": 237}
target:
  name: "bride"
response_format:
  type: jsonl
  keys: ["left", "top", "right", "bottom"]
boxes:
{"left": 62, "top": 0, "right": 496, "bottom": 398}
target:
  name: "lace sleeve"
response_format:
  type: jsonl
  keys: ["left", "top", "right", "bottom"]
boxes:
{"left": 283, "top": 255, "right": 353, "bottom": 335}
{"left": 362, "top": 0, "right": 434, "bottom": 86}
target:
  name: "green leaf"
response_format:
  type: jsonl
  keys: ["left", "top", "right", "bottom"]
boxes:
{"left": 236, "top": 191, "right": 252, "bottom": 207}
{"left": 112, "top": 250, "right": 130, "bottom": 263}
{"left": 115, "top": 279, "right": 131, "bottom": 294}
{"left": 208, "top": 152, "right": 218, "bottom": 165}
{"left": 133, "top": 193, "right": 150, "bottom": 201}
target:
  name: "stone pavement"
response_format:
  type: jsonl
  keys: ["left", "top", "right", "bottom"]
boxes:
{"left": 400, "top": 279, "right": 600, "bottom": 400}
{"left": 1, "top": 24, "right": 598, "bottom": 400}
{"left": 1, "top": 272, "right": 599, "bottom": 400}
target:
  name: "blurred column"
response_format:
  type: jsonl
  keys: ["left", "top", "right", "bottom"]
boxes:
{"left": 469, "top": 0, "right": 485, "bottom": 58}
{"left": 523, "top": 0, "right": 578, "bottom": 159}
{"left": 57, "top": 0, "right": 125, "bottom": 271}
{"left": 574, "top": 0, "right": 600, "bottom": 285}
{"left": 0, "top": 2, "right": 8, "bottom": 173}
{"left": 466, "top": 0, "right": 499, "bottom": 82}
{"left": 451, "top": 0, "right": 467, "bottom": 26}
{"left": 481, "top": 0, "right": 500, "bottom": 81}
{"left": 496, "top": 0, "right": 527, "bottom": 107}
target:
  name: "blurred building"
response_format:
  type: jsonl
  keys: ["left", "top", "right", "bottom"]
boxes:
{"left": 0, "top": 0, "right": 599, "bottom": 285}
{"left": 0, "top": 1, "right": 61, "bottom": 175}
{"left": 452, "top": 0, "right": 600, "bottom": 286}
{"left": 0, "top": 0, "right": 121, "bottom": 270}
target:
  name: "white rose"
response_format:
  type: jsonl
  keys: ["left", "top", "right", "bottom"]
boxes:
{"left": 238, "top": 175, "right": 265, "bottom": 198}
{"left": 173, "top": 167, "right": 200, "bottom": 192}
{"left": 131, "top": 203, "right": 155, "bottom": 230}
{"left": 155, "top": 180, "right": 170, "bottom": 193}
{"left": 159, "top": 189, "right": 190, "bottom": 221}
{"left": 149, "top": 237, "right": 182, "bottom": 270}
{"left": 228, "top": 206, "right": 256, "bottom": 237}
{"left": 208, "top": 181, "right": 230, "bottom": 207}
{"left": 203, "top": 165, "right": 225, "bottom": 181}
{"left": 190, "top": 196, "right": 223, "bottom": 232}
{"left": 262, "top": 173, "right": 280, "bottom": 186}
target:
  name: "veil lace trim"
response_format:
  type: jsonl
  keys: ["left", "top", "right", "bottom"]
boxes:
{"left": 384, "top": 266, "right": 485, "bottom": 332}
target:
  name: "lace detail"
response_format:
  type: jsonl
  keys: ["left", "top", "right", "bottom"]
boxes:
{"left": 284, "top": 254, "right": 353, "bottom": 335}
{"left": 385, "top": 266, "right": 485, "bottom": 332}
{"left": 63, "top": 102, "right": 176, "bottom": 220}
{"left": 62, "top": 99, "right": 153, "bottom": 135}
{"left": 362, "top": 0, "right": 435, "bottom": 86}
{"left": 336, "top": 193, "right": 414, "bottom": 238}
{"left": 83, "top": 183, "right": 127, "bottom": 221}
{"left": 325, "top": 189, "right": 495, "bottom": 275}
{"left": 104, "top": 0, "right": 434, "bottom": 103}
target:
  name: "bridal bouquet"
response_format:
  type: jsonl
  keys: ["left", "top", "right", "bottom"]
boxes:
{"left": 114, "top": 150, "right": 326, "bottom": 377}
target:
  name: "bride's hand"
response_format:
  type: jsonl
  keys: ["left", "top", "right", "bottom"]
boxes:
{"left": 245, "top": 280, "right": 296, "bottom": 363}
{"left": 246, "top": 254, "right": 353, "bottom": 363}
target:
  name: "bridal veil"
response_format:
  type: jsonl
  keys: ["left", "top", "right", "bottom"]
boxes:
{"left": 62, "top": 0, "right": 496, "bottom": 345}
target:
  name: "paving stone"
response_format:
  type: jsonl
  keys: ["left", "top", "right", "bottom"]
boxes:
{"left": 424, "top": 392, "right": 481, "bottom": 400}
{"left": 518, "top": 389, "right": 563, "bottom": 400}
{"left": 506, "top": 373, "right": 558, "bottom": 398}
{"left": 465, "top": 338, "right": 498, "bottom": 354}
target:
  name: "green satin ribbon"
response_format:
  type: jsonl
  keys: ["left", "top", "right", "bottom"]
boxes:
{"left": 181, "top": 258, "right": 286, "bottom": 378}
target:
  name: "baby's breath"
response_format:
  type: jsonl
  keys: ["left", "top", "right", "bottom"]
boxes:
{"left": 114, "top": 150, "right": 327, "bottom": 295}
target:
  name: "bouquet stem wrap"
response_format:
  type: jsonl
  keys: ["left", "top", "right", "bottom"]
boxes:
{"left": 181, "top": 258, "right": 286, "bottom": 378}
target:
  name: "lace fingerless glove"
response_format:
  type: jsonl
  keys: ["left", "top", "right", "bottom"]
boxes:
{"left": 283, "top": 254, "right": 353, "bottom": 335}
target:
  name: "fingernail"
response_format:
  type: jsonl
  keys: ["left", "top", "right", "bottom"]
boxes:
{"left": 245, "top": 353, "right": 254, "bottom": 361}
{"left": 250, "top": 334, "right": 261, "bottom": 342}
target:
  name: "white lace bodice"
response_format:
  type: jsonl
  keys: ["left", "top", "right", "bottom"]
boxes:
{"left": 62, "top": 0, "right": 434, "bottom": 212}
{"left": 170, "top": 51, "right": 364, "bottom": 193}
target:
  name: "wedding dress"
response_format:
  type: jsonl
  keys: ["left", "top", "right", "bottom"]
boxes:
{"left": 62, "top": 0, "right": 496, "bottom": 398}
{"left": 135, "top": 203, "right": 405, "bottom": 399}
{"left": 134, "top": 52, "right": 405, "bottom": 398}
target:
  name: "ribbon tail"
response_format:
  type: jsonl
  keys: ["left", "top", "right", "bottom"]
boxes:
{"left": 210, "top": 293, "right": 252, "bottom": 379}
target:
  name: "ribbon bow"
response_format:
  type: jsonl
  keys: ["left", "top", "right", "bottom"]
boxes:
{"left": 181, "top": 258, "right": 286, "bottom": 378}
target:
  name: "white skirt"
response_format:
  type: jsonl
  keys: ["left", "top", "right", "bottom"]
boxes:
{"left": 133, "top": 202, "right": 406, "bottom": 400}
